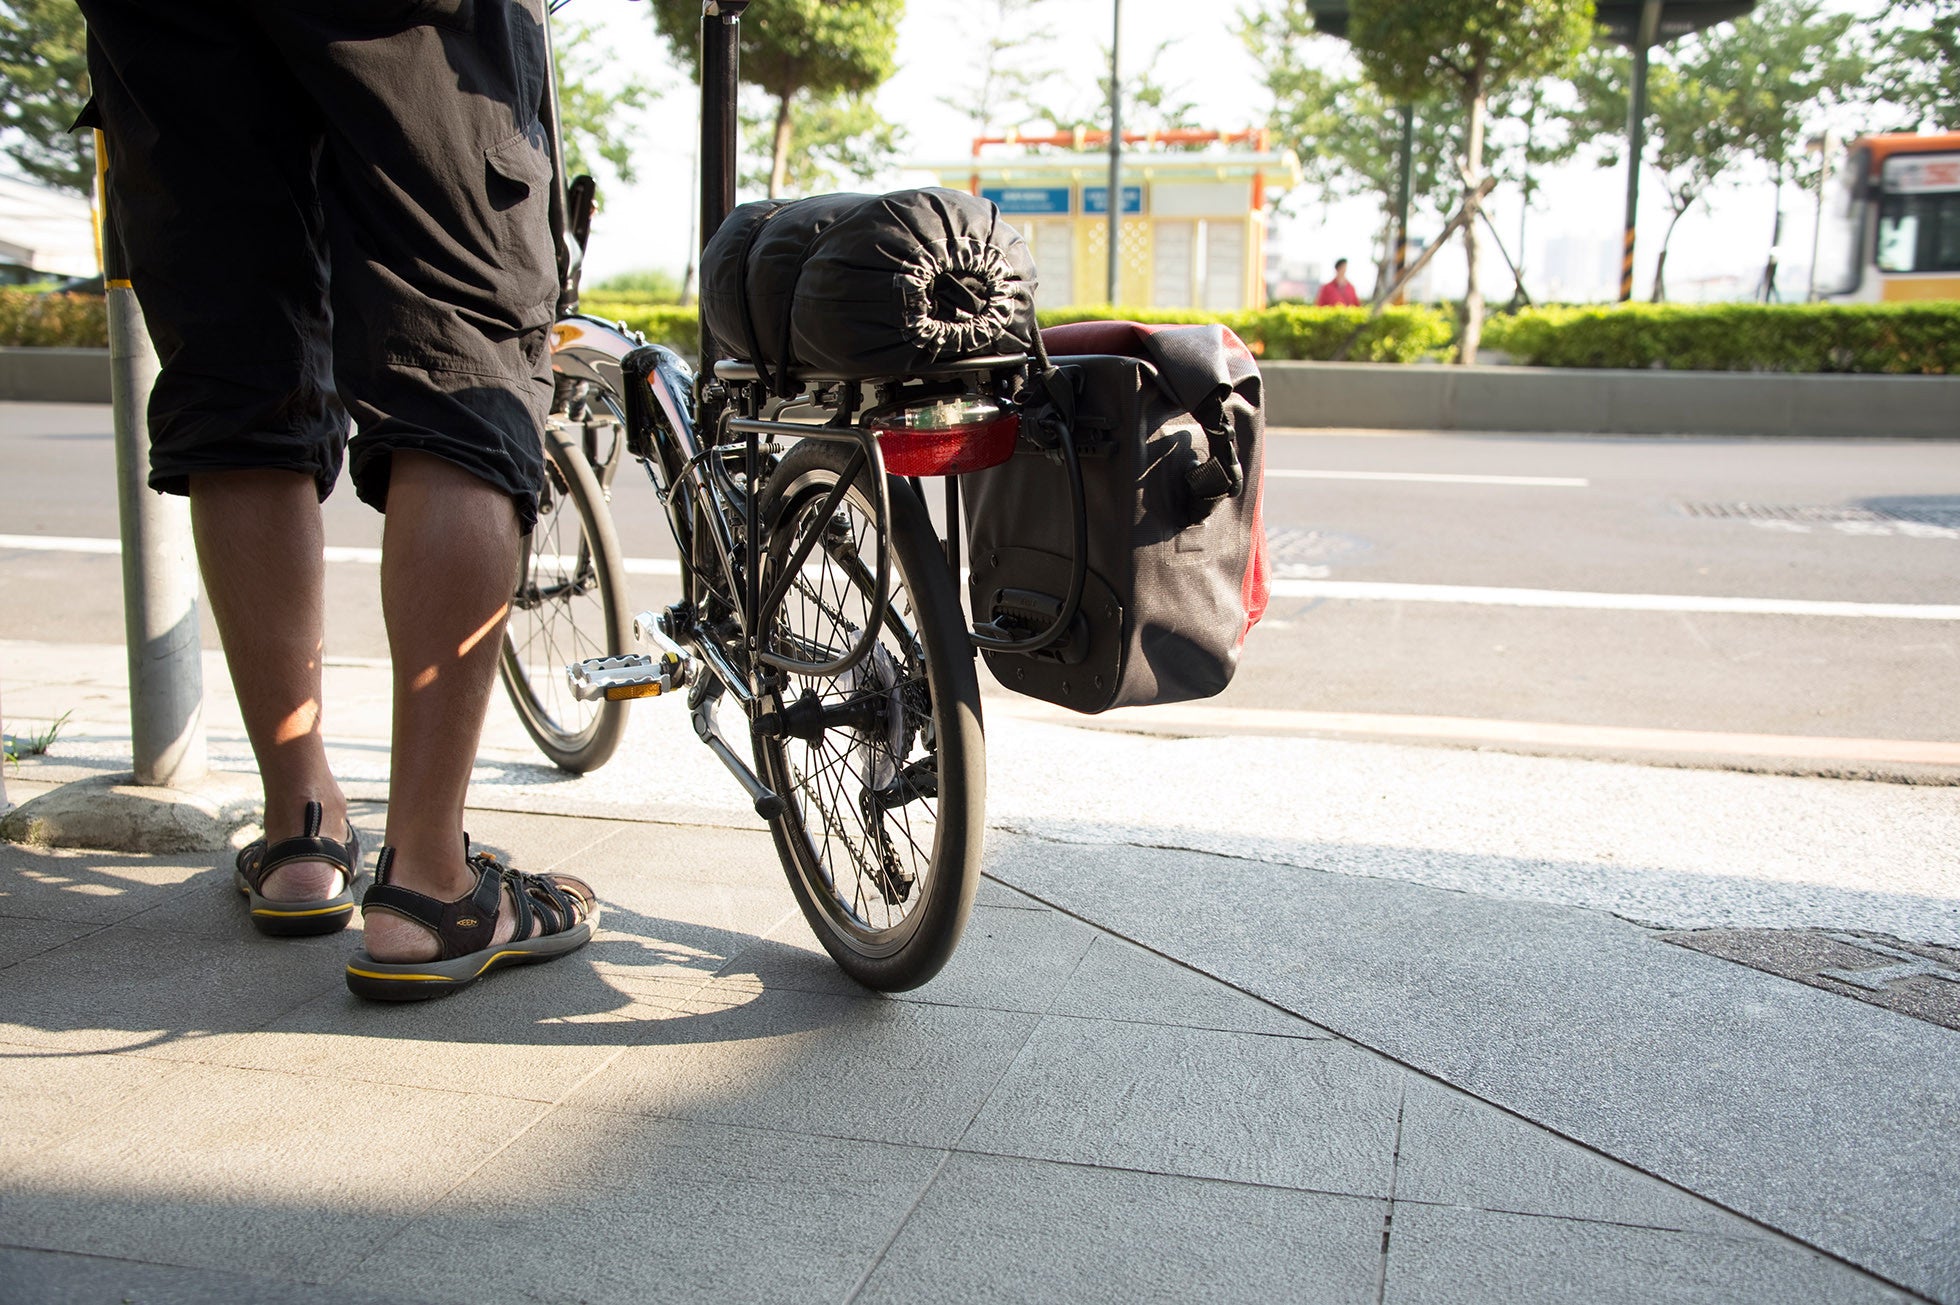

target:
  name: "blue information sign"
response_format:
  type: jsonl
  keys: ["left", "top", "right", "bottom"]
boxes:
{"left": 1083, "top": 184, "right": 1144, "bottom": 215}
{"left": 981, "top": 186, "right": 1073, "bottom": 215}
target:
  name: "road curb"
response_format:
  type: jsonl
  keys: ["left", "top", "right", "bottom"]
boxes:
{"left": 1261, "top": 360, "right": 1960, "bottom": 437}
{"left": 0, "top": 770, "right": 261, "bottom": 854}
{"left": 0, "top": 347, "right": 112, "bottom": 403}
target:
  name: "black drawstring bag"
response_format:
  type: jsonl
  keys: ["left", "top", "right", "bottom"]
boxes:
{"left": 699, "top": 187, "right": 1038, "bottom": 392}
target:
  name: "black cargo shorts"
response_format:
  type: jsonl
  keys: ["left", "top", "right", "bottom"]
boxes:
{"left": 79, "top": 0, "right": 556, "bottom": 530}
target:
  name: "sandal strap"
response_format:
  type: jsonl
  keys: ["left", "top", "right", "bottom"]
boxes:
{"left": 362, "top": 846, "right": 504, "bottom": 960}
{"left": 237, "top": 800, "right": 362, "bottom": 892}
{"left": 360, "top": 844, "right": 592, "bottom": 960}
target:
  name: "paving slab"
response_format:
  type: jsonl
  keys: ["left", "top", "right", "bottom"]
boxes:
{"left": 0, "top": 1063, "right": 547, "bottom": 1282}
{"left": 0, "top": 917, "right": 344, "bottom": 1062}
{"left": 1046, "top": 934, "right": 1333, "bottom": 1039}
{"left": 724, "top": 902, "right": 1100, "bottom": 1013}
{"left": 0, "top": 1045, "right": 188, "bottom": 1175}
{"left": 960, "top": 1014, "right": 1404, "bottom": 1197}
{"left": 0, "top": 912, "right": 95, "bottom": 968}
{"left": 853, "top": 1152, "right": 1387, "bottom": 1305}
{"left": 984, "top": 832, "right": 1960, "bottom": 1302}
{"left": 1382, "top": 1204, "right": 1916, "bottom": 1305}
{"left": 571, "top": 985, "right": 1041, "bottom": 1148}
{"left": 0, "top": 840, "right": 217, "bottom": 926}
{"left": 340, "top": 1110, "right": 946, "bottom": 1305}
{"left": 1392, "top": 1077, "right": 1748, "bottom": 1236}
{"left": 0, "top": 1248, "right": 430, "bottom": 1305}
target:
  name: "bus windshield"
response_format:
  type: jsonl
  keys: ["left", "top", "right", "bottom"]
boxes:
{"left": 1876, "top": 153, "right": 1960, "bottom": 275}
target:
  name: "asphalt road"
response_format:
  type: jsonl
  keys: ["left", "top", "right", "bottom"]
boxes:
{"left": 3, "top": 401, "right": 1956, "bottom": 774}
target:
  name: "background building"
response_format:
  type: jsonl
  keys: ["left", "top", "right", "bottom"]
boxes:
{"left": 912, "top": 131, "right": 1300, "bottom": 311}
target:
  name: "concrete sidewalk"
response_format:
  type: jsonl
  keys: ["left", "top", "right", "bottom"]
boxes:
{"left": 1, "top": 641, "right": 1954, "bottom": 1303}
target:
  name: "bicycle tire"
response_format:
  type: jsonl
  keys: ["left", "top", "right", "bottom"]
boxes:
{"left": 753, "top": 438, "right": 986, "bottom": 991}
{"left": 499, "top": 416, "right": 632, "bottom": 773}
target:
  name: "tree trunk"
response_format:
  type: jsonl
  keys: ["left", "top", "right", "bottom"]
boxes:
{"left": 769, "top": 95, "right": 794, "bottom": 199}
{"left": 1458, "top": 84, "right": 1487, "bottom": 366}
{"left": 1650, "top": 204, "right": 1689, "bottom": 302}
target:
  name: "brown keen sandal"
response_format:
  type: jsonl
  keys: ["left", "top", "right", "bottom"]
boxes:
{"left": 234, "top": 801, "right": 365, "bottom": 937}
{"left": 345, "top": 843, "right": 598, "bottom": 1002}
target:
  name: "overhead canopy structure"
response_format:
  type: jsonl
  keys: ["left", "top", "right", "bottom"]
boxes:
{"left": 1593, "top": 0, "right": 1754, "bottom": 42}
{"left": 1300, "top": 0, "right": 1759, "bottom": 301}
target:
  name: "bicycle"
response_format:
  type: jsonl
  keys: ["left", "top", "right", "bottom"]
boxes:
{"left": 511, "top": 0, "right": 1085, "bottom": 989}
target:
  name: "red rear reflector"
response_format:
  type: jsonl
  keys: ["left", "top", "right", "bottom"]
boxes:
{"left": 873, "top": 410, "right": 1020, "bottom": 476}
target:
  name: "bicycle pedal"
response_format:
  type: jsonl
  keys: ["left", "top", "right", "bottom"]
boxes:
{"left": 567, "top": 650, "right": 688, "bottom": 702}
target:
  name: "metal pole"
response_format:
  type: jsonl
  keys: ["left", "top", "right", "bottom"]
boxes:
{"left": 1619, "top": 0, "right": 1661, "bottom": 302}
{"left": 98, "top": 133, "right": 208, "bottom": 788}
{"left": 1393, "top": 103, "right": 1415, "bottom": 304}
{"left": 1806, "top": 132, "right": 1833, "bottom": 301}
{"left": 698, "top": 0, "right": 745, "bottom": 365}
{"left": 1104, "top": 0, "right": 1122, "bottom": 305}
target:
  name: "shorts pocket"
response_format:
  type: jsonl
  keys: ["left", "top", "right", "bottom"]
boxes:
{"left": 482, "top": 119, "right": 560, "bottom": 319}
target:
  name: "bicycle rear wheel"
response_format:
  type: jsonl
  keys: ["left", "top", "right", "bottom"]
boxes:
{"left": 753, "top": 438, "right": 985, "bottom": 991}
{"left": 500, "top": 416, "right": 632, "bottom": 772}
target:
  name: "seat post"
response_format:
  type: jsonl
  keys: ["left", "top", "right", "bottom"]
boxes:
{"left": 699, "top": 1, "right": 746, "bottom": 370}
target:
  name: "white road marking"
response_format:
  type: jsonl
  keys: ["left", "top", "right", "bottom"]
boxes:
{"left": 9, "top": 534, "right": 1953, "bottom": 620}
{"left": 990, "top": 697, "right": 1960, "bottom": 767}
{"left": 1268, "top": 579, "right": 1960, "bottom": 620}
{"left": 1266, "top": 469, "right": 1589, "bottom": 487}
{"left": 0, "top": 534, "right": 687, "bottom": 577}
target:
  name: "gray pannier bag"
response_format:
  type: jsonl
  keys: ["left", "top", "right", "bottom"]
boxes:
{"left": 962, "top": 320, "right": 1272, "bottom": 715}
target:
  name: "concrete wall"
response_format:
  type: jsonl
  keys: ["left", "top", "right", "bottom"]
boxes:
{"left": 1262, "top": 361, "right": 1960, "bottom": 438}
{"left": 5, "top": 346, "right": 1957, "bottom": 439}
{"left": 0, "top": 347, "right": 110, "bottom": 404}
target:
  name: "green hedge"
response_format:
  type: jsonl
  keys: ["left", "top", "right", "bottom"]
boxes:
{"left": 1483, "top": 304, "right": 1960, "bottom": 376}
{"left": 576, "top": 298, "right": 1455, "bottom": 365}
{"left": 0, "top": 290, "right": 107, "bottom": 348}
{"left": 1039, "top": 304, "right": 1454, "bottom": 363}
{"left": 576, "top": 298, "right": 701, "bottom": 356}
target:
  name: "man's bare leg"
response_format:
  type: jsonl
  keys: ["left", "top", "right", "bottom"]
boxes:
{"left": 189, "top": 470, "right": 347, "bottom": 901}
{"left": 361, "top": 451, "right": 524, "bottom": 962}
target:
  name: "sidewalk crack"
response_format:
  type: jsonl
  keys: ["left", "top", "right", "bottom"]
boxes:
{"left": 1374, "top": 1085, "right": 1407, "bottom": 1305}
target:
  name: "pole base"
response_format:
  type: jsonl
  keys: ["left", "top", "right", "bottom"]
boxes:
{"left": 0, "top": 772, "right": 260, "bottom": 855}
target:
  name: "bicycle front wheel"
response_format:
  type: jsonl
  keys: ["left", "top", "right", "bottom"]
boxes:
{"left": 753, "top": 438, "right": 986, "bottom": 992}
{"left": 500, "top": 418, "right": 632, "bottom": 773}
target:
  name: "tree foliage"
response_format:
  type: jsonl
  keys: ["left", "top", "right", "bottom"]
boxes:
{"left": 1568, "top": 42, "right": 1746, "bottom": 300}
{"left": 552, "top": 16, "right": 659, "bottom": 188}
{"left": 1870, "top": 0, "right": 1958, "bottom": 131}
{"left": 1346, "top": 0, "right": 1595, "bottom": 362}
{"left": 1029, "top": 39, "right": 1203, "bottom": 137}
{"left": 0, "top": 0, "right": 92, "bottom": 195}
{"left": 934, "top": 0, "right": 1056, "bottom": 137}
{"left": 740, "top": 92, "right": 902, "bottom": 194}
{"left": 646, "top": 0, "right": 903, "bottom": 197}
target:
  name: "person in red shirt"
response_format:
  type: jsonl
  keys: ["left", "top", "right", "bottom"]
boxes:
{"left": 1316, "top": 258, "right": 1362, "bottom": 307}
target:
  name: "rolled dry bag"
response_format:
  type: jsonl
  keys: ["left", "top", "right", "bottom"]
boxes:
{"left": 961, "top": 321, "right": 1270, "bottom": 715}
{"left": 699, "top": 187, "right": 1037, "bottom": 390}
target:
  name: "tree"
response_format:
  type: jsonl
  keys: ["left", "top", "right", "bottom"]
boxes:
{"left": 1710, "top": 0, "right": 1865, "bottom": 300}
{"left": 935, "top": 0, "right": 1057, "bottom": 137}
{"left": 739, "top": 92, "right": 902, "bottom": 194}
{"left": 552, "top": 17, "right": 658, "bottom": 189}
{"left": 0, "top": 0, "right": 92, "bottom": 195}
{"left": 1242, "top": 4, "right": 1464, "bottom": 286}
{"left": 1029, "top": 39, "right": 1204, "bottom": 137}
{"left": 1870, "top": 0, "right": 1958, "bottom": 131}
{"left": 647, "top": 0, "right": 903, "bottom": 198}
{"left": 1571, "top": 45, "right": 1746, "bottom": 300}
{"left": 1346, "top": 0, "right": 1594, "bottom": 362}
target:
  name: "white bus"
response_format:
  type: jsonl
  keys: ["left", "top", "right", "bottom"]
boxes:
{"left": 1815, "top": 132, "right": 1960, "bottom": 303}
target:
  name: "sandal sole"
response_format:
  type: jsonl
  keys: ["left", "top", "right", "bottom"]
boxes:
{"left": 234, "top": 869, "right": 363, "bottom": 938}
{"left": 344, "top": 918, "right": 596, "bottom": 1002}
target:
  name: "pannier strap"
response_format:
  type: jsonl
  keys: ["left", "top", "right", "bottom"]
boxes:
{"left": 732, "top": 203, "right": 784, "bottom": 395}
{"left": 1039, "top": 320, "right": 1252, "bottom": 515}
